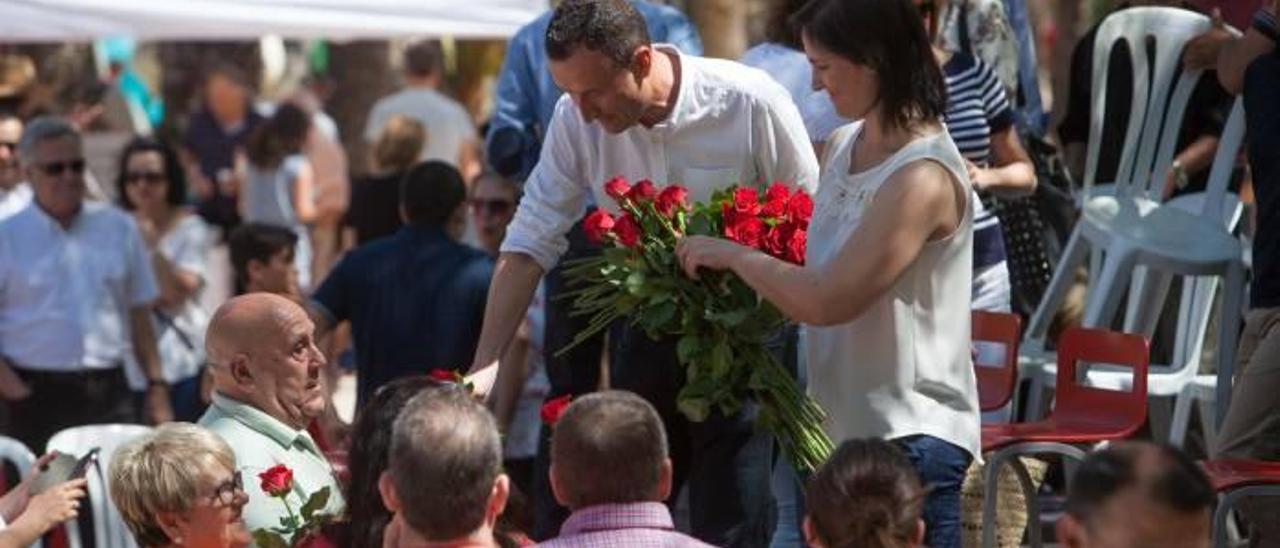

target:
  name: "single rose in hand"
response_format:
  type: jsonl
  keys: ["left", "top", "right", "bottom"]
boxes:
{"left": 613, "top": 213, "right": 642, "bottom": 248}
{"left": 604, "top": 176, "right": 632, "bottom": 201}
{"left": 787, "top": 192, "right": 814, "bottom": 228}
{"left": 628, "top": 179, "right": 658, "bottom": 203}
{"left": 733, "top": 187, "right": 762, "bottom": 216}
{"left": 655, "top": 185, "right": 690, "bottom": 218}
{"left": 541, "top": 395, "right": 572, "bottom": 426}
{"left": 583, "top": 210, "right": 617, "bottom": 244}
{"left": 258, "top": 465, "right": 293, "bottom": 498}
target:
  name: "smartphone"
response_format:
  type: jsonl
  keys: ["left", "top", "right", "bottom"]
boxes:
{"left": 68, "top": 448, "right": 99, "bottom": 480}
{"left": 30, "top": 448, "right": 100, "bottom": 494}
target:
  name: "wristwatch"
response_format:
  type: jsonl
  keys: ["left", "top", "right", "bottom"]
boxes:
{"left": 1171, "top": 160, "right": 1190, "bottom": 190}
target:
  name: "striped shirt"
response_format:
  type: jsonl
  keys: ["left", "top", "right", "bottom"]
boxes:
{"left": 942, "top": 51, "right": 1013, "bottom": 311}
{"left": 538, "top": 502, "right": 713, "bottom": 548}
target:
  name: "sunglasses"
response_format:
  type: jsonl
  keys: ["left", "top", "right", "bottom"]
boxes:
{"left": 38, "top": 159, "right": 86, "bottom": 177}
{"left": 125, "top": 171, "right": 167, "bottom": 186}
{"left": 470, "top": 198, "right": 514, "bottom": 216}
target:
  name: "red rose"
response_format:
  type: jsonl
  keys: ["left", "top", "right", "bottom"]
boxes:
{"left": 604, "top": 176, "right": 631, "bottom": 201}
{"left": 583, "top": 210, "right": 616, "bottom": 245}
{"left": 761, "top": 183, "right": 791, "bottom": 218}
{"left": 258, "top": 465, "right": 294, "bottom": 498}
{"left": 541, "top": 395, "right": 572, "bottom": 426}
{"left": 655, "top": 185, "right": 690, "bottom": 218}
{"left": 763, "top": 224, "right": 787, "bottom": 258}
{"left": 732, "top": 187, "right": 762, "bottom": 216}
{"left": 785, "top": 226, "right": 807, "bottom": 265}
{"left": 725, "top": 215, "right": 766, "bottom": 249}
{"left": 428, "top": 369, "right": 457, "bottom": 383}
{"left": 613, "top": 213, "right": 642, "bottom": 248}
{"left": 628, "top": 179, "right": 658, "bottom": 203}
{"left": 787, "top": 192, "right": 814, "bottom": 228}
{"left": 765, "top": 182, "right": 791, "bottom": 204}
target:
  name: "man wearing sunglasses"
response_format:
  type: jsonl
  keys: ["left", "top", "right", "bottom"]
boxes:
{"left": 0, "top": 113, "right": 27, "bottom": 221}
{"left": 0, "top": 116, "right": 172, "bottom": 452}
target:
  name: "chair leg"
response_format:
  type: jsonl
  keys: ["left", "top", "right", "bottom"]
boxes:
{"left": 1170, "top": 385, "right": 1195, "bottom": 449}
{"left": 1123, "top": 266, "right": 1173, "bottom": 337}
{"left": 1009, "top": 458, "right": 1043, "bottom": 548}
{"left": 1027, "top": 228, "right": 1090, "bottom": 343}
{"left": 1215, "top": 261, "right": 1246, "bottom": 429}
{"left": 982, "top": 453, "right": 1006, "bottom": 548}
{"left": 1081, "top": 248, "right": 1137, "bottom": 332}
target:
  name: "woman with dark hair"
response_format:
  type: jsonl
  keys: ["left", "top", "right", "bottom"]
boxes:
{"left": 239, "top": 103, "right": 318, "bottom": 290}
{"left": 804, "top": 438, "right": 927, "bottom": 548}
{"left": 116, "top": 136, "right": 212, "bottom": 421}
{"left": 676, "top": 0, "right": 979, "bottom": 545}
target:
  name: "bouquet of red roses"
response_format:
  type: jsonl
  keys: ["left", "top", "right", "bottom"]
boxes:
{"left": 560, "top": 177, "right": 833, "bottom": 471}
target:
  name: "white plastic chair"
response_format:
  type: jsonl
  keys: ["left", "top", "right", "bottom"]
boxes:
{"left": 47, "top": 424, "right": 152, "bottom": 548}
{"left": 0, "top": 435, "right": 40, "bottom": 548}
{"left": 1170, "top": 373, "right": 1219, "bottom": 449}
{"left": 1017, "top": 7, "right": 1248, "bottom": 428}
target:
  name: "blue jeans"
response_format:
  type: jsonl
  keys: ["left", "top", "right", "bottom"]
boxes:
{"left": 894, "top": 435, "right": 972, "bottom": 548}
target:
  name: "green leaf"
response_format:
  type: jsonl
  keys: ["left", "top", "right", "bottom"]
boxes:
{"left": 300, "top": 487, "right": 330, "bottom": 521}
{"left": 676, "top": 335, "right": 702, "bottom": 365}
{"left": 252, "top": 530, "right": 290, "bottom": 548}
{"left": 709, "top": 343, "right": 732, "bottom": 378}
{"left": 687, "top": 211, "right": 714, "bottom": 236}
{"left": 641, "top": 301, "right": 677, "bottom": 332}
{"left": 625, "top": 271, "right": 648, "bottom": 296}
{"left": 707, "top": 308, "right": 751, "bottom": 327}
{"left": 678, "top": 397, "right": 710, "bottom": 422}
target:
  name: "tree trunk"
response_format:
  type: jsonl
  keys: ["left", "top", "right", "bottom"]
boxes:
{"left": 326, "top": 41, "right": 396, "bottom": 178}
{"left": 688, "top": 0, "right": 748, "bottom": 59}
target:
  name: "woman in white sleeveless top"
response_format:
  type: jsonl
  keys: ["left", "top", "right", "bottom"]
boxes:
{"left": 677, "top": 1, "right": 979, "bottom": 545}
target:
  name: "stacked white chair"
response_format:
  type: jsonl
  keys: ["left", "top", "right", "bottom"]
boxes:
{"left": 0, "top": 435, "right": 39, "bottom": 548}
{"left": 47, "top": 424, "right": 152, "bottom": 548}
{"left": 1017, "top": 7, "right": 1247, "bottom": 433}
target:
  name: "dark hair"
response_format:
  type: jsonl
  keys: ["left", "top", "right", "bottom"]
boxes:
{"left": 805, "top": 438, "right": 926, "bottom": 548}
{"left": 389, "top": 386, "right": 502, "bottom": 541}
{"left": 345, "top": 377, "right": 434, "bottom": 548}
{"left": 546, "top": 0, "right": 650, "bottom": 67}
{"left": 400, "top": 161, "right": 466, "bottom": 227}
{"left": 246, "top": 103, "right": 310, "bottom": 169}
{"left": 792, "top": 0, "right": 946, "bottom": 132}
{"left": 228, "top": 223, "right": 297, "bottom": 287}
{"left": 1066, "top": 442, "right": 1214, "bottom": 523}
{"left": 766, "top": 0, "right": 811, "bottom": 49}
{"left": 115, "top": 137, "right": 187, "bottom": 210}
{"left": 550, "top": 391, "right": 667, "bottom": 509}
{"left": 404, "top": 40, "right": 444, "bottom": 78}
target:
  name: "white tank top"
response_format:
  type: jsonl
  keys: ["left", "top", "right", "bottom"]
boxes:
{"left": 805, "top": 122, "right": 981, "bottom": 460}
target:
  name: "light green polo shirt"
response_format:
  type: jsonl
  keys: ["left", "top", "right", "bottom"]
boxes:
{"left": 199, "top": 392, "right": 346, "bottom": 536}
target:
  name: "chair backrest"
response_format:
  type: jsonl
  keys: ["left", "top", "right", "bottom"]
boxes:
{"left": 972, "top": 311, "right": 1022, "bottom": 412}
{"left": 1082, "top": 7, "right": 1210, "bottom": 201}
{"left": 47, "top": 424, "right": 152, "bottom": 548}
{"left": 1052, "top": 328, "right": 1150, "bottom": 433}
{"left": 0, "top": 436, "right": 41, "bottom": 548}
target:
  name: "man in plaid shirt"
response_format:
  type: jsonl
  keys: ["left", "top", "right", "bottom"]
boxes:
{"left": 538, "top": 391, "right": 712, "bottom": 547}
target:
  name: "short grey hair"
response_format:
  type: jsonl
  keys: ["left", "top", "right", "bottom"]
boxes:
{"left": 17, "top": 115, "right": 81, "bottom": 166}
{"left": 109, "top": 423, "right": 237, "bottom": 548}
{"left": 388, "top": 386, "right": 502, "bottom": 541}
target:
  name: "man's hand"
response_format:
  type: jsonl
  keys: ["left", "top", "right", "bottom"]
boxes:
{"left": 1185, "top": 9, "right": 1233, "bottom": 71}
{"left": 0, "top": 361, "right": 31, "bottom": 401}
{"left": 464, "top": 362, "right": 500, "bottom": 401}
{"left": 144, "top": 385, "right": 174, "bottom": 424}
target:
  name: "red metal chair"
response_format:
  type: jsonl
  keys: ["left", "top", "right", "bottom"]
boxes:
{"left": 972, "top": 311, "right": 1022, "bottom": 413}
{"left": 1200, "top": 459, "right": 1280, "bottom": 547}
{"left": 980, "top": 327, "right": 1150, "bottom": 548}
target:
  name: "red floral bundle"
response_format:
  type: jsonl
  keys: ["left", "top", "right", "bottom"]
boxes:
{"left": 563, "top": 177, "right": 832, "bottom": 471}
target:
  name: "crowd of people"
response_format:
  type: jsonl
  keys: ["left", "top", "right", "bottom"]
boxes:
{"left": 0, "top": 0, "right": 1276, "bottom": 546}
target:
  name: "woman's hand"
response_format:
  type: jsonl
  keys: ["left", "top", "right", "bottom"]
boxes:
{"left": 966, "top": 160, "right": 993, "bottom": 192}
{"left": 675, "top": 236, "right": 751, "bottom": 280}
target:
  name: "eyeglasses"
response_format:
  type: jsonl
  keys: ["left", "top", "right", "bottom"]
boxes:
{"left": 210, "top": 470, "right": 244, "bottom": 508}
{"left": 37, "top": 159, "right": 86, "bottom": 177}
{"left": 470, "top": 198, "right": 514, "bottom": 216}
{"left": 125, "top": 171, "right": 166, "bottom": 186}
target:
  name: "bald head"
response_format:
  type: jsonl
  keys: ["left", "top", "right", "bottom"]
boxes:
{"left": 206, "top": 293, "right": 327, "bottom": 430}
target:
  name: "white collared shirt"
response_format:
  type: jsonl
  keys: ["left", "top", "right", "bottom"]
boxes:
{"left": 0, "top": 182, "right": 31, "bottom": 221}
{"left": 0, "top": 201, "right": 159, "bottom": 370}
{"left": 501, "top": 47, "right": 821, "bottom": 270}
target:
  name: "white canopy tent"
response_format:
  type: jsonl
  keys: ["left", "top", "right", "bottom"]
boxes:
{"left": 0, "top": 0, "right": 549, "bottom": 42}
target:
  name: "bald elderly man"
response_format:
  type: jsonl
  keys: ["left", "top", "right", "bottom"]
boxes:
{"left": 198, "top": 293, "right": 345, "bottom": 533}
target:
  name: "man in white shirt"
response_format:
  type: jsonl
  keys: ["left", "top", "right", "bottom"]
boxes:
{"left": 466, "top": 1, "right": 818, "bottom": 544}
{"left": 0, "top": 116, "right": 172, "bottom": 452}
{"left": 0, "top": 114, "right": 29, "bottom": 221}
{"left": 364, "top": 40, "right": 482, "bottom": 182}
